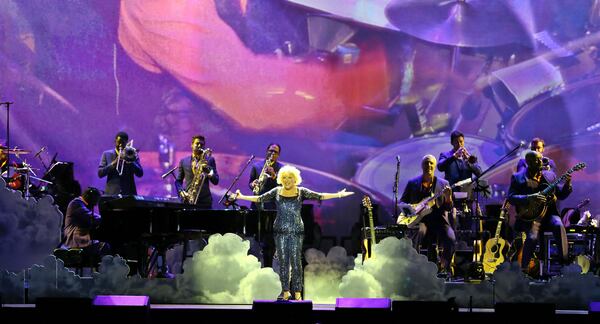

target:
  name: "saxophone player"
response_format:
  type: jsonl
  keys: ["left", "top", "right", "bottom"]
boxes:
{"left": 249, "top": 143, "right": 283, "bottom": 210}
{"left": 175, "top": 135, "right": 219, "bottom": 209}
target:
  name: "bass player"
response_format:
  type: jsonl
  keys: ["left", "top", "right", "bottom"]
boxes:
{"left": 398, "top": 154, "right": 454, "bottom": 277}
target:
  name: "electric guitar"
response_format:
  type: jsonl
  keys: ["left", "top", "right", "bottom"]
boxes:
{"left": 483, "top": 200, "right": 511, "bottom": 274}
{"left": 361, "top": 196, "right": 376, "bottom": 263}
{"left": 517, "top": 162, "right": 586, "bottom": 221}
{"left": 397, "top": 178, "right": 471, "bottom": 228}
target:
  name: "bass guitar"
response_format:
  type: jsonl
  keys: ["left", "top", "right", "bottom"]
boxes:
{"left": 361, "top": 196, "right": 376, "bottom": 263}
{"left": 397, "top": 178, "right": 471, "bottom": 228}
{"left": 483, "top": 200, "right": 511, "bottom": 274}
{"left": 517, "top": 162, "right": 586, "bottom": 221}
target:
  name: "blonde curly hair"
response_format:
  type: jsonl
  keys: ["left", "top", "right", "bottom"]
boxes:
{"left": 276, "top": 165, "right": 303, "bottom": 186}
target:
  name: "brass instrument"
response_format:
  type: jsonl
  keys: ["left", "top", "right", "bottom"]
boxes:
{"left": 181, "top": 148, "right": 212, "bottom": 204}
{"left": 116, "top": 140, "right": 138, "bottom": 176}
{"left": 457, "top": 147, "right": 477, "bottom": 164}
{"left": 541, "top": 156, "right": 551, "bottom": 171}
{"left": 252, "top": 152, "right": 275, "bottom": 195}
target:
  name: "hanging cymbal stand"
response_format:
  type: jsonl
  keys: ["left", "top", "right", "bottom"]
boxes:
{"left": 1, "top": 101, "right": 14, "bottom": 178}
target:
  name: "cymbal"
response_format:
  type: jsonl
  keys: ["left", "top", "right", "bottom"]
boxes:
{"left": 384, "top": 0, "right": 534, "bottom": 48}
{"left": 0, "top": 148, "right": 30, "bottom": 155}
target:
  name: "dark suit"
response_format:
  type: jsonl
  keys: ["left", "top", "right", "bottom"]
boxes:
{"left": 98, "top": 149, "right": 143, "bottom": 195}
{"left": 249, "top": 160, "right": 283, "bottom": 210}
{"left": 63, "top": 197, "right": 110, "bottom": 260}
{"left": 176, "top": 155, "right": 219, "bottom": 209}
{"left": 508, "top": 168, "right": 572, "bottom": 269}
{"left": 438, "top": 149, "right": 482, "bottom": 186}
{"left": 401, "top": 175, "right": 455, "bottom": 270}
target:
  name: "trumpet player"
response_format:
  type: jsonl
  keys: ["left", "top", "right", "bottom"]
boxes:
{"left": 175, "top": 135, "right": 219, "bottom": 209}
{"left": 98, "top": 131, "right": 143, "bottom": 195}
{"left": 516, "top": 137, "right": 556, "bottom": 173}
{"left": 249, "top": 143, "right": 283, "bottom": 210}
{"left": 438, "top": 131, "right": 482, "bottom": 187}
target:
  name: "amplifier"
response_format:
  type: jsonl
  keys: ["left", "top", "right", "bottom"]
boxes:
{"left": 361, "top": 225, "right": 406, "bottom": 243}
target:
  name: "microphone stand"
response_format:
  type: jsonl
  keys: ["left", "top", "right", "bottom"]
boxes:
{"left": 468, "top": 142, "right": 523, "bottom": 280}
{"left": 393, "top": 156, "right": 401, "bottom": 217}
{"left": 218, "top": 154, "right": 255, "bottom": 208}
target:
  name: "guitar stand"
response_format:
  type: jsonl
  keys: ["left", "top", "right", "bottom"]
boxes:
{"left": 467, "top": 180, "right": 490, "bottom": 281}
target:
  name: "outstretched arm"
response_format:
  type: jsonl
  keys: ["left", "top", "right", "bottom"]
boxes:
{"left": 316, "top": 188, "right": 354, "bottom": 200}
{"left": 235, "top": 189, "right": 260, "bottom": 203}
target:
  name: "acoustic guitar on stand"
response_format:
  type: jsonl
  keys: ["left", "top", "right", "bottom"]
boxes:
{"left": 361, "top": 195, "right": 376, "bottom": 263}
{"left": 483, "top": 199, "right": 511, "bottom": 274}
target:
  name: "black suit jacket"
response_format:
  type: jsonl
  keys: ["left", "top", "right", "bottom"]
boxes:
{"left": 438, "top": 149, "right": 482, "bottom": 186}
{"left": 176, "top": 155, "right": 219, "bottom": 208}
{"left": 98, "top": 149, "right": 143, "bottom": 195}
{"left": 400, "top": 175, "right": 453, "bottom": 226}
{"left": 508, "top": 168, "right": 572, "bottom": 218}
{"left": 249, "top": 160, "right": 283, "bottom": 210}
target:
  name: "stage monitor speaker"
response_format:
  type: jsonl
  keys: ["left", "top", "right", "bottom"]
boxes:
{"left": 36, "top": 297, "right": 92, "bottom": 320}
{"left": 252, "top": 300, "right": 312, "bottom": 323}
{"left": 335, "top": 297, "right": 391, "bottom": 310}
{"left": 92, "top": 295, "right": 150, "bottom": 323}
{"left": 494, "top": 302, "right": 555, "bottom": 319}
{"left": 392, "top": 300, "right": 458, "bottom": 316}
{"left": 590, "top": 301, "right": 600, "bottom": 318}
{"left": 335, "top": 298, "right": 391, "bottom": 321}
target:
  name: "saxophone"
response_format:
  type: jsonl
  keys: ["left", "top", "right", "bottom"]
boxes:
{"left": 181, "top": 148, "right": 212, "bottom": 204}
{"left": 252, "top": 152, "right": 275, "bottom": 195}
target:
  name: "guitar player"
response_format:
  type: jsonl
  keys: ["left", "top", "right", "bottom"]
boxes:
{"left": 508, "top": 150, "right": 572, "bottom": 274}
{"left": 400, "top": 154, "right": 454, "bottom": 277}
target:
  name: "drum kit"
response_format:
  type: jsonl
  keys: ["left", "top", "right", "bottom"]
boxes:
{"left": 1, "top": 146, "right": 53, "bottom": 198}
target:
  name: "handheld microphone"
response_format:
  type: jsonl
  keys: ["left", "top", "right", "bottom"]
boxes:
{"left": 396, "top": 155, "right": 401, "bottom": 163}
{"left": 161, "top": 166, "right": 178, "bottom": 179}
{"left": 34, "top": 146, "right": 46, "bottom": 159}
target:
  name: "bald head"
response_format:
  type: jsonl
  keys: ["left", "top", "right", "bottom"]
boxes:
{"left": 421, "top": 154, "right": 437, "bottom": 177}
{"left": 525, "top": 150, "right": 543, "bottom": 172}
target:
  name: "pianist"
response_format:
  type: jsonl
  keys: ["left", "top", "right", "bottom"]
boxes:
{"left": 62, "top": 187, "right": 111, "bottom": 262}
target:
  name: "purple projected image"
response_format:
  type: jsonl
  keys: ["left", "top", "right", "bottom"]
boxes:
{"left": 2, "top": 0, "right": 600, "bottom": 314}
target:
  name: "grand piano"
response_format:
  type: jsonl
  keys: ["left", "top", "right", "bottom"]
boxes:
{"left": 97, "top": 195, "right": 277, "bottom": 277}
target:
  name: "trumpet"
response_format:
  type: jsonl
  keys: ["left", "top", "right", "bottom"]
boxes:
{"left": 457, "top": 147, "right": 477, "bottom": 164}
{"left": 116, "top": 140, "right": 138, "bottom": 175}
{"left": 541, "top": 157, "right": 551, "bottom": 171}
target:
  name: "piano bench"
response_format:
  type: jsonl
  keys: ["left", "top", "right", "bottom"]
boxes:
{"left": 183, "top": 229, "right": 208, "bottom": 241}
{"left": 182, "top": 229, "right": 209, "bottom": 259}
{"left": 53, "top": 248, "right": 97, "bottom": 276}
